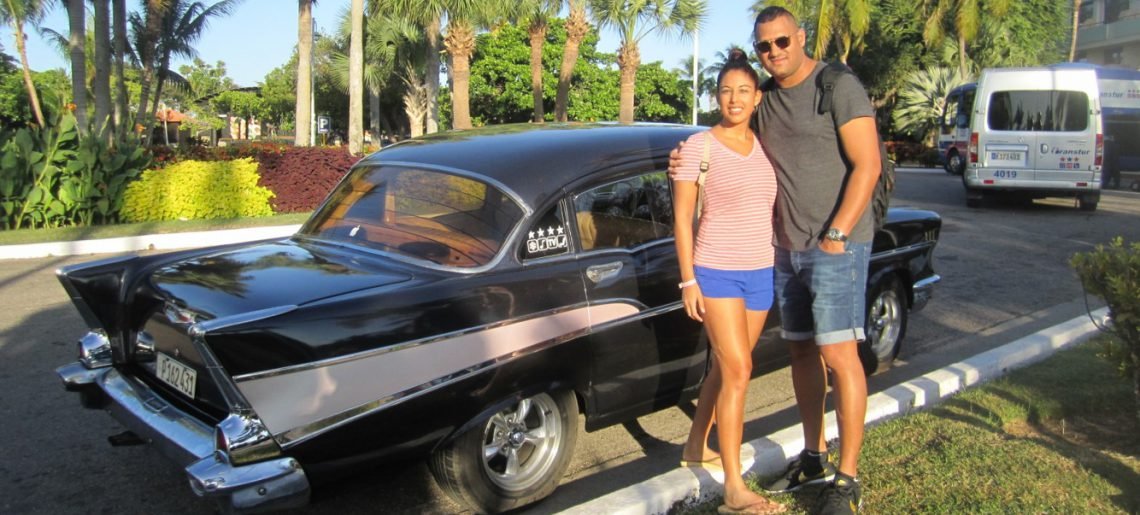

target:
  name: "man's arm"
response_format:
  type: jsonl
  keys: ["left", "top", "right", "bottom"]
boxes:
{"left": 821, "top": 116, "right": 880, "bottom": 254}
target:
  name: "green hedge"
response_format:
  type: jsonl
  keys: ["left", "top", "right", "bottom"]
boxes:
{"left": 121, "top": 158, "right": 275, "bottom": 222}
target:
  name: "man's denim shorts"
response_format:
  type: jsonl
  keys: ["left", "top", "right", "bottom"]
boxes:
{"left": 773, "top": 241, "right": 871, "bottom": 345}
{"left": 694, "top": 265, "right": 774, "bottom": 311}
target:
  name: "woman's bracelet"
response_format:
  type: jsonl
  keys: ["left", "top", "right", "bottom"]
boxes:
{"left": 678, "top": 278, "right": 698, "bottom": 289}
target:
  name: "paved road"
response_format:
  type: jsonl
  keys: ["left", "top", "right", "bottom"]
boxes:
{"left": 3, "top": 169, "right": 1139, "bottom": 514}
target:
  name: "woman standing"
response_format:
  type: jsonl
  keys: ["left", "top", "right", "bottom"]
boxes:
{"left": 672, "top": 48, "right": 783, "bottom": 515}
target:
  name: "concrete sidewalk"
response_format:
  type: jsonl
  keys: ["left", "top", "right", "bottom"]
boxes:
{"left": 0, "top": 225, "right": 300, "bottom": 260}
{"left": 557, "top": 307, "right": 1110, "bottom": 514}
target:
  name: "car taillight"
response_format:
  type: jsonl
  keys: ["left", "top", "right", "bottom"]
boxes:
{"left": 969, "top": 133, "right": 978, "bottom": 163}
{"left": 1095, "top": 133, "right": 1103, "bottom": 167}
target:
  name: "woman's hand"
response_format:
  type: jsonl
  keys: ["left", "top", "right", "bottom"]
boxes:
{"left": 682, "top": 284, "right": 705, "bottom": 322}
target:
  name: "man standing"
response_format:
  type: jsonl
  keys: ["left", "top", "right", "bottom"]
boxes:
{"left": 752, "top": 7, "right": 880, "bottom": 515}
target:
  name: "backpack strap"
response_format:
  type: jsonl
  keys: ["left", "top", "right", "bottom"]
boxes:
{"left": 697, "top": 132, "right": 711, "bottom": 186}
{"left": 816, "top": 61, "right": 852, "bottom": 119}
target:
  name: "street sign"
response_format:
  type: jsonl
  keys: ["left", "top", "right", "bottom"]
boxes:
{"left": 317, "top": 115, "right": 331, "bottom": 135}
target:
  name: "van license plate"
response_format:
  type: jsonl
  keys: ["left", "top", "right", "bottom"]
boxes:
{"left": 157, "top": 352, "right": 197, "bottom": 399}
{"left": 989, "top": 151, "right": 1025, "bottom": 166}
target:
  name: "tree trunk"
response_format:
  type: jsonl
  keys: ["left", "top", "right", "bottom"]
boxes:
{"left": 445, "top": 21, "right": 475, "bottom": 130}
{"left": 405, "top": 89, "right": 425, "bottom": 138}
{"left": 66, "top": 0, "right": 89, "bottom": 132}
{"left": 957, "top": 34, "right": 968, "bottom": 78}
{"left": 113, "top": 0, "right": 128, "bottom": 133}
{"left": 9, "top": 16, "right": 46, "bottom": 127}
{"left": 348, "top": 0, "right": 364, "bottom": 154}
{"left": 134, "top": 0, "right": 166, "bottom": 143}
{"left": 92, "top": 0, "right": 112, "bottom": 138}
{"left": 556, "top": 6, "right": 588, "bottom": 122}
{"left": 528, "top": 21, "right": 547, "bottom": 123}
{"left": 369, "top": 86, "right": 381, "bottom": 144}
{"left": 425, "top": 16, "right": 441, "bottom": 134}
{"left": 617, "top": 42, "right": 640, "bottom": 124}
{"left": 1069, "top": 0, "right": 1081, "bottom": 62}
{"left": 295, "top": 0, "right": 313, "bottom": 146}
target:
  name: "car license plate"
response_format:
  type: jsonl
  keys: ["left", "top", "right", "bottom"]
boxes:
{"left": 156, "top": 352, "right": 197, "bottom": 399}
{"left": 989, "top": 151, "right": 1025, "bottom": 166}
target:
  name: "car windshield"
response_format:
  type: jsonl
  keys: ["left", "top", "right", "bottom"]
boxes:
{"left": 300, "top": 165, "right": 525, "bottom": 268}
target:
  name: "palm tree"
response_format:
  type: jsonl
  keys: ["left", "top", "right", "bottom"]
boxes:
{"left": 332, "top": 8, "right": 419, "bottom": 143}
{"left": 134, "top": 0, "right": 170, "bottom": 140}
{"left": 589, "top": 0, "right": 706, "bottom": 124}
{"left": 921, "top": 0, "right": 1011, "bottom": 76}
{"left": 296, "top": 0, "right": 314, "bottom": 146}
{"left": 348, "top": 0, "right": 363, "bottom": 154}
{"left": 555, "top": 0, "right": 589, "bottom": 122}
{"left": 381, "top": 0, "right": 449, "bottom": 134}
{"left": 513, "top": 0, "right": 561, "bottom": 123}
{"left": 675, "top": 54, "right": 715, "bottom": 112}
{"left": 751, "top": 0, "right": 871, "bottom": 63}
{"left": 0, "top": 0, "right": 50, "bottom": 127}
{"left": 92, "top": 0, "right": 112, "bottom": 136}
{"left": 113, "top": 0, "right": 127, "bottom": 131}
{"left": 891, "top": 66, "right": 970, "bottom": 146}
{"left": 442, "top": 0, "right": 507, "bottom": 130}
{"left": 65, "top": 0, "right": 88, "bottom": 132}
{"left": 1069, "top": 0, "right": 1080, "bottom": 62}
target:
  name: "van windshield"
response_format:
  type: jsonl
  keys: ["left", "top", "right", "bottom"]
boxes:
{"left": 987, "top": 90, "right": 1089, "bottom": 132}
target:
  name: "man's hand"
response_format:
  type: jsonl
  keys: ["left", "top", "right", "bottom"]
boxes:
{"left": 668, "top": 140, "right": 686, "bottom": 175}
{"left": 819, "top": 239, "right": 845, "bottom": 255}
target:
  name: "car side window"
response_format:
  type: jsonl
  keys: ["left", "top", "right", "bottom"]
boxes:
{"left": 574, "top": 172, "right": 673, "bottom": 251}
{"left": 519, "top": 202, "right": 570, "bottom": 260}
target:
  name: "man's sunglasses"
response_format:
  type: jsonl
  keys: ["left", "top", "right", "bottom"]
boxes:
{"left": 754, "top": 36, "right": 792, "bottom": 54}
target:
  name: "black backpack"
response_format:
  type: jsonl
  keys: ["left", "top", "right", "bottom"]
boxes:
{"left": 761, "top": 62, "right": 895, "bottom": 231}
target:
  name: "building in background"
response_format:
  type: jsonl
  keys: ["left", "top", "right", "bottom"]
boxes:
{"left": 1077, "top": 0, "right": 1140, "bottom": 68}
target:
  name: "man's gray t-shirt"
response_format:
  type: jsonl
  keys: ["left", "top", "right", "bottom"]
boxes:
{"left": 756, "top": 61, "right": 875, "bottom": 251}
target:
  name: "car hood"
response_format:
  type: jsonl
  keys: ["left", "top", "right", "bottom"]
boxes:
{"left": 148, "top": 239, "right": 415, "bottom": 320}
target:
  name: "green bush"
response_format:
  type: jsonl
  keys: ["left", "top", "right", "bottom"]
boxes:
{"left": 122, "top": 158, "right": 274, "bottom": 222}
{"left": 1070, "top": 237, "right": 1140, "bottom": 424}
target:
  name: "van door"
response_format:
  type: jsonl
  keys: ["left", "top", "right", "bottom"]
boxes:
{"left": 981, "top": 89, "right": 1038, "bottom": 181}
{"left": 1033, "top": 89, "right": 1097, "bottom": 184}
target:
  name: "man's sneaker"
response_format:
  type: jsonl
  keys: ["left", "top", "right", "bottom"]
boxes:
{"left": 762, "top": 451, "right": 836, "bottom": 493}
{"left": 816, "top": 474, "right": 862, "bottom": 515}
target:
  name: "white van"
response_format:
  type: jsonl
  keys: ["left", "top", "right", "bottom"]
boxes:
{"left": 960, "top": 65, "right": 1103, "bottom": 210}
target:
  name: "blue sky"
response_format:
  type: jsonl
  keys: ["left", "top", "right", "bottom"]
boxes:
{"left": 5, "top": 0, "right": 756, "bottom": 88}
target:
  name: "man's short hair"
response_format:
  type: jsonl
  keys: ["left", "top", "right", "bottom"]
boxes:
{"left": 754, "top": 6, "right": 797, "bottom": 27}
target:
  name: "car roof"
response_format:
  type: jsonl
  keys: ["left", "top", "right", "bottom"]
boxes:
{"left": 357, "top": 123, "right": 703, "bottom": 208}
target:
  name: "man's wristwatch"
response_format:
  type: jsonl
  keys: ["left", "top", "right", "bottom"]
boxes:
{"left": 824, "top": 228, "right": 848, "bottom": 242}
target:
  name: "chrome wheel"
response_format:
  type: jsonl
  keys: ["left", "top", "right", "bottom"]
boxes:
{"left": 863, "top": 278, "right": 907, "bottom": 376}
{"left": 481, "top": 393, "right": 563, "bottom": 492}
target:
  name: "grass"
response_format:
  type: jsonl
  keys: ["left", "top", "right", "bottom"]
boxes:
{"left": 676, "top": 337, "right": 1140, "bottom": 514}
{"left": 0, "top": 212, "right": 312, "bottom": 246}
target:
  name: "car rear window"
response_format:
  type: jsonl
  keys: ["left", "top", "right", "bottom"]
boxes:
{"left": 301, "top": 165, "right": 524, "bottom": 268}
{"left": 987, "top": 90, "right": 1089, "bottom": 132}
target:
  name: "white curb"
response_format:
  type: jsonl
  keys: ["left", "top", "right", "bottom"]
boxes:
{"left": 558, "top": 307, "right": 1110, "bottom": 515}
{"left": 0, "top": 225, "right": 301, "bottom": 260}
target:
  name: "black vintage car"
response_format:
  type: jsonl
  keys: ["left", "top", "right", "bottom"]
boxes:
{"left": 55, "top": 123, "right": 940, "bottom": 514}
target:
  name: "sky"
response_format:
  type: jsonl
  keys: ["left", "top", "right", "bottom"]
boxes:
{"left": 3, "top": 0, "right": 757, "bottom": 88}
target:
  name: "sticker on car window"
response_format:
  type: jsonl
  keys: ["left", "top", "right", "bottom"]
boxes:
{"left": 527, "top": 226, "right": 568, "bottom": 254}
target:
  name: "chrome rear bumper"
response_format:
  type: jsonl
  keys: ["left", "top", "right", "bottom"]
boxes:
{"left": 56, "top": 363, "right": 310, "bottom": 513}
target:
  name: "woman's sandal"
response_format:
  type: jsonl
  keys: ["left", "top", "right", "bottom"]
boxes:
{"left": 679, "top": 456, "right": 723, "bottom": 471}
{"left": 716, "top": 498, "right": 787, "bottom": 514}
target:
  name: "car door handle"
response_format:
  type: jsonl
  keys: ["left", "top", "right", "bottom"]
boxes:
{"left": 586, "top": 262, "right": 623, "bottom": 284}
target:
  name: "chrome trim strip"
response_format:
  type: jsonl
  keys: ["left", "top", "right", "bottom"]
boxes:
{"left": 235, "top": 303, "right": 640, "bottom": 444}
{"left": 234, "top": 302, "right": 595, "bottom": 382}
{"left": 913, "top": 274, "right": 941, "bottom": 291}
{"left": 870, "top": 240, "right": 936, "bottom": 262}
{"left": 97, "top": 367, "right": 216, "bottom": 465}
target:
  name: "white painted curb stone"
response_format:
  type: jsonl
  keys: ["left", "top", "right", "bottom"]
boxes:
{"left": 0, "top": 225, "right": 301, "bottom": 260}
{"left": 558, "top": 307, "right": 1110, "bottom": 515}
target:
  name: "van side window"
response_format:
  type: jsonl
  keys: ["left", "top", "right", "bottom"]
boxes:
{"left": 987, "top": 91, "right": 1089, "bottom": 132}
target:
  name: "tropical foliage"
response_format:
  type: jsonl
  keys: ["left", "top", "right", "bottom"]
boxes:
{"left": 891, "top": 66, "right": 970, "bottom": 145}
{"left": 121, "top": 157, "right": 274, "bottom": 222}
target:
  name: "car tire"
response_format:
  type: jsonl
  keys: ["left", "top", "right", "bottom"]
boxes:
{"left": 945, "top": 151, "right": 964, "bottom": 175}
{"left": 861, "top": 276, "right": 907, "bottom": 375}
{"left": 429, "top": 390, "right": 578, "bottom": 514}
{"left": 1078, "top": 194, "right": 1098, "bottom": 212}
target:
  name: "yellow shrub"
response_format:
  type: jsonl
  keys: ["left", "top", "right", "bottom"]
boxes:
{"left": 122, "top": 158, "right": 275, "bottom": 222}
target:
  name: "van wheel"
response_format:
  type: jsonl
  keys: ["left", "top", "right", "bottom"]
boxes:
{"left": 945, "top": 151, "right": 964, "bottom": 175}
{"left": 862, "top": 277, "right": 907, "bottom": 375}
{"left": 1078, "top": 194, "right": 1098, "bottom": 212}
{"left": 430, "top": 390, "right": 578, "bottom": 513}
